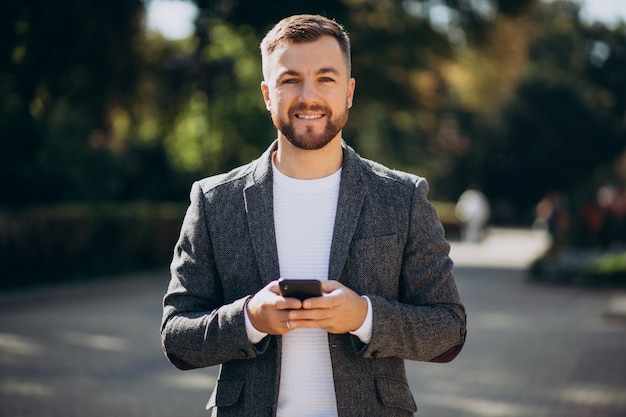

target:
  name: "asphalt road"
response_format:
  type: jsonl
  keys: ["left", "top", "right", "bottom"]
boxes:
{"left": 1, "top": 228, "right": 625, "bottom": 417}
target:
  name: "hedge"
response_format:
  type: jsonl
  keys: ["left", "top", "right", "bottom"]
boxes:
{"left": 529, "top": 247, "right": 626, "bottom": 288}
{"left": 0, "top": 201, "right": 460, "bottom": 291}
{"left": 0, "top": 203, "right": 186, "bottom": 290}
{"left": 581, "top": 252, "right": 626, "bottom": 287}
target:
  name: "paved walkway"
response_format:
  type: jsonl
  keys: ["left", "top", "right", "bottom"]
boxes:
{"left": 1, "top": 228, "right": 625, "bottom": 416}
{"left": 449, "top": 227, "right": 552, "bottom": 269}
{"left": 413, "top": 229, "right": 626, "bottom": 417}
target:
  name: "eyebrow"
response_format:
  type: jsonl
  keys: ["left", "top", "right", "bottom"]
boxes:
{"left": 279, "top": 67, "right": 342, "bottom": 78}
{"left": 317, "top": 67, "right": 341, "bottom": 76}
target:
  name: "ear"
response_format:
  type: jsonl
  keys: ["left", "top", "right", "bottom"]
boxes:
{"left": 347, "top": 77, "right": 356, "bottom": 109}
{"left": 261, "top": 81, "right": 271, "bottom": 111}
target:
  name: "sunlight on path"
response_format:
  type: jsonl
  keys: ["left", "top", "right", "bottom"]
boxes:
{"left": 450, "top": 227, "right": 551, "bottom": 269}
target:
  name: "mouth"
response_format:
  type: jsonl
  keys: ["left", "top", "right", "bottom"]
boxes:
{"left": 295, "top": 113, "right": 325, "bottom": 121}
{"left": 291, "top": 104, "right": 328, "bottom": 122}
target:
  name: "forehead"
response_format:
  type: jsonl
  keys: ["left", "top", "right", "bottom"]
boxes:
{"left": 264, "top": 36, "right": 349, "bottom": 78}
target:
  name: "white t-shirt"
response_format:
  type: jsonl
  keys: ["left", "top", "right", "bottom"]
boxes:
{"left": 273, "top": 163, "right": 341, "bottom": 417}
{"left": 244, "top": 159, "right": 372, "bottom": 417}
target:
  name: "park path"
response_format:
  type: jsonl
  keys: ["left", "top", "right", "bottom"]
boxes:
{"left": 1, "top": 228, "right": 625, "bottom": 417}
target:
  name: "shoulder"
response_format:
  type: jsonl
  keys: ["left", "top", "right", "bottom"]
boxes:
{"left": 360, "top": 157, "right": 422, "bottom": 185}
{"left": 345, "top": 146, "right": 427, "bottom": 194}
{"left": 195, "top": 161, "right": 256, "bottom": 195}
{"left": 193, "top": 142, "right": 275, "bottom": 197}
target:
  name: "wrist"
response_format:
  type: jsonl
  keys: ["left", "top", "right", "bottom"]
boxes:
{"left": 349, "top": 296, "right": 373, "bottom": 343}
{"left": 244, "top": 297, "right": 267, "bottom": 343}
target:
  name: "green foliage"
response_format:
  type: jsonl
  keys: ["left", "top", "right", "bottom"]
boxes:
{"left": 2, "top": 0, "right": 626, "bottom": 283}
{"left": 449, "top": 0, "right": 626, "bottom": 223}
{"left": 530, "top": 249, "right": 626, "bottom": 288}
{"left": 0, "top": 0, "right": 144, "bottom": 204}
{"left": 583, "top": 252, "right": 626, "bottom": 279}
{"left": 2, "top": 0, "right": 592, "bottom": 209}
{"left": 0, "top": 204, "right": 186, "bottom": 289}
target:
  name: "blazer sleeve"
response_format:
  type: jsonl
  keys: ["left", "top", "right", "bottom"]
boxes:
{"left": 363, "top": 177, "right": 467, "bottom": 363}
{"left": 160, "top": 181, "right": 270, "bottom": 370}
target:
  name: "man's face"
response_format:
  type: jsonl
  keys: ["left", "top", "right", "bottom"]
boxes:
{"left": 261, "top": 36, "right": 356, "bottom": 150}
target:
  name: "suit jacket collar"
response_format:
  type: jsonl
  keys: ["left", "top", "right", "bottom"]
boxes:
{"left": 244, "top": 142, "right": 279, "bottom": 285}
{"left": 330, "top": 142, "right": 366, "bottom": 281}
{"left": 244, "top": 140, "right": 366, "bottom": 284}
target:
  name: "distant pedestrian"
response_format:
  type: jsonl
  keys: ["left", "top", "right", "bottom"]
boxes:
{"left": 533, "top": 191, "right": 569, "bottom": 245}
{"left": 455, "top": 186, "right": 490, "bottom": 243}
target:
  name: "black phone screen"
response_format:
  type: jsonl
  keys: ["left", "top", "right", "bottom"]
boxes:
{"left": 278, "top": 279, "right": 322, "bottom": 301}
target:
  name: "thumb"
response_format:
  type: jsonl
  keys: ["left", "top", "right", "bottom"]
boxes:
{"left": 320, "top": 280, "right": 344, "bottom": 293}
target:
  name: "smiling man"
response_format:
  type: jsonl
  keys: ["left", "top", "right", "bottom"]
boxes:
{"left": 262, "top": 34, "right": 354, "bottom": 152}
{"left": 161, "top": 14, "right": 466, "bottom": 417}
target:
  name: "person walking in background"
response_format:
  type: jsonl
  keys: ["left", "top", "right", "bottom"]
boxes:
{"left": 161, "top": 14, "right": 466, "bottom": 417}
{"left": 455, "top": 186, "right": 490, "bottom": 243}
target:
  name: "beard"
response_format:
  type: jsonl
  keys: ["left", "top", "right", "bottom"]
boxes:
{"left": 272, "top": 103, "right": 349, "bottom": 150}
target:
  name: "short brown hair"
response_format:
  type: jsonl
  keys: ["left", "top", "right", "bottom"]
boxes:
{"left": 260, "top": 14, "right": 351, "bottom": 77}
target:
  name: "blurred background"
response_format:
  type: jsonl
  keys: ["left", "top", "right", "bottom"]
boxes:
{"left": 1, "top": 2, "right": 626, "bottom": 417}
{"left": 1, "top": 0, "right": 625, "bottom": 289}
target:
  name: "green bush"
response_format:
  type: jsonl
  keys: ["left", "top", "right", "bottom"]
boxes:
{"left": 580, "top": 252, "right": 626, "bottom": 287}
{"left": 529, "top": 247, "right": 626, "bottom": 288}
{"left": 0, "top": 200, "right": 461, "bottom": 290}
{"left": 0, "top": 203, "right": 186, "bottom": 290}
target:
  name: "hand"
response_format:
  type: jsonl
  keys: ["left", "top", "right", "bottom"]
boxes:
{"left": 246, "top": 281, "right": 302, "bottom": 335}
{"left": 286, "top": 280, "right": 368, "bottom": 334}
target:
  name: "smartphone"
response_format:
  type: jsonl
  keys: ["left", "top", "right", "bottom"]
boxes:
{"left": 278, "top": 279, "right": 322, "bottom": 301}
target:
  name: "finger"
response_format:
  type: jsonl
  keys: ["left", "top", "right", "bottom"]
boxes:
{"left": 266, "top": 280, "right": 281, "bottom": 295}
{"left": 301, "top": 295, "right": 328, "bottom": 309}
{"left": 288, "top": 306, "right": 332, "bottom": 321}
{"left": 320, "top": 280, "right": 343, "bottom": 292}
{"left": 289, "top": 317, "right": 338, "bottom": 332}
{"left": 277, "top": 297, "right": 303, "bottom": 310}
{"left": 268, "top": 313, "right": 295, "bottom": 335}
{"left": 303, "top": 285, "right": 348, "bottom": 309}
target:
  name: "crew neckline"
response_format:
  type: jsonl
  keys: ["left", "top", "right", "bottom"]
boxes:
{"left": 272, "top": 159, "right": 342, "bottom": 194}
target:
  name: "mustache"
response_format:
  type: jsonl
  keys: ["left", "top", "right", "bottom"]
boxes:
{"left": 289, "top": 103, "right": 331, "bottom": 115}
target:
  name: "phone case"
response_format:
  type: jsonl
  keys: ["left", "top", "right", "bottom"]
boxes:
{"left": 278, "top": 279, "right": 322, "bottom": 301}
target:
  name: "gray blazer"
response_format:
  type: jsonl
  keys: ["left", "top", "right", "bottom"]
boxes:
{"left": 161, "top": 141, "right": 466, "bottom": 417}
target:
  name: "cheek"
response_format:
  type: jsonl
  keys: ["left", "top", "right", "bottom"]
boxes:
{"left": 273, "top": 93, "right": 295, "bottom": 114}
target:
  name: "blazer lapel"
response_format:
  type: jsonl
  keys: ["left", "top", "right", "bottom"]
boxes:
{"left": 243, "top": 142, "right": 365, "bottom": 284}
{"left": 244, "top": 142, "right": 281, "bottom": 285}
{"left": 328, "top": 145, "right": 366, "bottom": 281}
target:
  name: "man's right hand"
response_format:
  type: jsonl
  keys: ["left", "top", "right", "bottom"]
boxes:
{"left": 246, "top": 280, "right": 303, "bottom": 335}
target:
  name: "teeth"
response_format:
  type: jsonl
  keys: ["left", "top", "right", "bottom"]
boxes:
{"left": 297, "top": 114, "right": 323, "bottom": 120}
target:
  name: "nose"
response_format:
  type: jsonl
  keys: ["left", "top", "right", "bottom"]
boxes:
{"left": 298, "top": 79, "right": 319, "bottom": 103}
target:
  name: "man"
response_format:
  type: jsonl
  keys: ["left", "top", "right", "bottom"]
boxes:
{"left": 161, "top": 14, "right": 466, "bottom": 417}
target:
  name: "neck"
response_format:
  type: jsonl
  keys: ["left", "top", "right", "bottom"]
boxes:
{"left": 273, "top": 136, "right": 343, "bottom": 179}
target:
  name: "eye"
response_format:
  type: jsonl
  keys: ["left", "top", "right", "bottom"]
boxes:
{"left": 319, "top": 77, "right": 335, "bottom": 83}
{"left": 282, "top": 78, "right": 299, "bottom": 85}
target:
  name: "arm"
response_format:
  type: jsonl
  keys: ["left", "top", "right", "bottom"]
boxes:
{"left": 363, "top": 178, "right": 466, "bottom": 362}
{"left": 279, "top": 176, "right": 465, "bottom": 362}
{"left": 160, "top": 182, "right": 269, "bottom": 370}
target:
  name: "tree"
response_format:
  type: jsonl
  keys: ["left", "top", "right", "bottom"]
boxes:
{"left": 446, "top": 0, "right": 626, "bottom": 224}
{"left": 178, "top": 0, "right": 538, "bottom": 200}
{"left": 0, "top": 0, "right": 144, "bottom": 204}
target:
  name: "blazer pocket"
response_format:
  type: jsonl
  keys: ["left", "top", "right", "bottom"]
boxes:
{"left": 351, "top": 234, "right": 401, "bottom": 262}
{"left": 347, "top": 235, "right": 402, "bottom": 293}
{"left": 375, "top": 376, "right": 418, "bottom": 413}
{"left": 206, "top": 377, "right": 244, "bottom": 410}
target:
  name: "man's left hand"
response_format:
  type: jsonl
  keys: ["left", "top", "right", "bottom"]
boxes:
{"left": 286, "top": 280, "right": 368, "bottom": 334}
